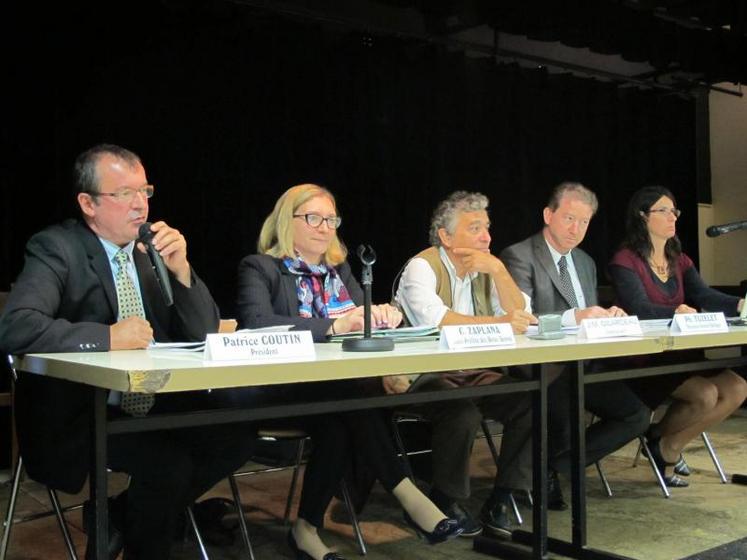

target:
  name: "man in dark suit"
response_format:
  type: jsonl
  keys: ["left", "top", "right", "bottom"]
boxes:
{"left": 500, "top": 181, "right": 649, "bottom": 507}
{"left": 0, "top": 144, "right": 253, "bottom": 559}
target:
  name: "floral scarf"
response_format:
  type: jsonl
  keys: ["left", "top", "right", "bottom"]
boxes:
{"left": 283, "top": 256, "right": 356, "bottom": 318}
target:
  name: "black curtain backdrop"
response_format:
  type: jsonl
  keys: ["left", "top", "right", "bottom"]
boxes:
{"left": 2, "top": 2, "right": 697, "bottom": 317}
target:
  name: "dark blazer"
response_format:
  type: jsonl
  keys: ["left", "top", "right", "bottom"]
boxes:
{"left": 500, "top": 231, "right": 598, "bottom": 315}
{"left": 0, "top": 219, "right": 219, "bottom": 492}
{"left": 237, "top": 254, "right": 363, "bottom": 342}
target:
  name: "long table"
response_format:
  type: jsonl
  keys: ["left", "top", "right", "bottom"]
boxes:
{"left": 17, "top": 327, "right": 747, "bottom": 560}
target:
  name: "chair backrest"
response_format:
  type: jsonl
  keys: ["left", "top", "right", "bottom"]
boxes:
{"left": 0, "top": 290, "right": 13, "bottom": 391}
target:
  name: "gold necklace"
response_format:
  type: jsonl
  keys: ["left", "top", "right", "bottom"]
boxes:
{"left": 649, "top": 259, "right": 668, "bottom": 276}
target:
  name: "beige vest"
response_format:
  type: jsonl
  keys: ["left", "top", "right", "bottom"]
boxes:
{"left": 413, "top": 246, "right": 493, "bottom": 318}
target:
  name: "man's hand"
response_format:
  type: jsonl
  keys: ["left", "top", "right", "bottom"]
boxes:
{"left": 675, "top": 304, "right": 697, "bottom": 314}
{"left": 110, "top": 316, "right": 153, "bottom": 350}
{"left": 452, "top": 247, "right": 504, "bottom": 275}
{"left": 137, "top": 221, "right": 191, "bottom": 286}
{"left": 382, "top": 375, "right": 410, "bottom": 394}
{"left": 371, "top": 304, "right": 403, "bottom": 329}
{"left": 501, "top": 309, "right": 537, "bottom": 334}
{"left": 575, "top": 305, "right": 627, "bottom": 322}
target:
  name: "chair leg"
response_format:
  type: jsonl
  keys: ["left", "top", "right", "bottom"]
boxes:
{"left": 340, "top": 480, "right": 367, "bottom": 556}
{"left": 390, "top": 417, "right": 416, "bottom": 481}
{"left": 702, "top": 432, "right": 728, "bottom": 483}
{"left": 639, "top": 437, "right": 671, "bottom": 498}
{"left": 480, "top": 420, "right": 501, "bottom": 467}
{"left": 632, "top": 411, "right": 656, "bottom": 468}
{"left": 284, "top": 438, "right": 307, "bottom": 526}
{"left": 508, "top": 493, "right": 523, "bottom": 526}
{"left": 0, "top": 456, "right": 23, "bottom": 560}
{"left": 228, "top": 475, "right": 255, "bottom": 560}
{"left": 186, "top": 506, "right": 210, "bottom": 560}
{"left": 47, "top": 488, "right": 78, "bottom": 560}
{"left": 631, "top": 439, "right": 644, "bottom": 467}
{"left": 594, "top": 461, "right": 613, "bottom": 498}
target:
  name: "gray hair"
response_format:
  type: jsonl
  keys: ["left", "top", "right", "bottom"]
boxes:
{"left": 547, "top": 181, "right": 598, "bottom": 214}
{"left": 73, "top": 144, "right": 141, "bottom": 196}
{"left": 429, "top": 191, "right": 489, "bottom": 246}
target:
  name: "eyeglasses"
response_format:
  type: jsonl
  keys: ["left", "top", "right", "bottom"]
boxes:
{"left": 293, "top": 213, "right": 342, "bottom": 229}
{"left": 647, "top": 207, "right": 681, "bottom": 218}
{"left": 92, "top": 185, "right": 155, "bottom": 203}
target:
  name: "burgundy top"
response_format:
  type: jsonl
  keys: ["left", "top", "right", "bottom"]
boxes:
{"left": 609, "top": 247, "right": 740, "bottom": 319}
{"left": 610, "top": 248, "right": 691, "bottom": 307}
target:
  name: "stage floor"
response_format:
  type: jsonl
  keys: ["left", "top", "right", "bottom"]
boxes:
{"left": 3, "top": 411, "right": 747, "bottom": 560}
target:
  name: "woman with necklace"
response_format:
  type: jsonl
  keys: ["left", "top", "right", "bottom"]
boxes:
{"left": 609, "top": 185, "right": 747, "bottom": 487}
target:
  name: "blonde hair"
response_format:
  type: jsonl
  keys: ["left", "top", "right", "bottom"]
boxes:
{"left": 258, "top": 183, "right": 348, "bottom": 266}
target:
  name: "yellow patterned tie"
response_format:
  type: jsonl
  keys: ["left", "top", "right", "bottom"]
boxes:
{"left": 114, "top": 250, "right": 155, "bottom": 416}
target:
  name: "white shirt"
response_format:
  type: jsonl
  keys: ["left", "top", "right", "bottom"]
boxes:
{"left": 395, "top": 246, "right": 531, "bottom": 327}
{"left": 543, "top": 238, "right": 586, "bottom": 326}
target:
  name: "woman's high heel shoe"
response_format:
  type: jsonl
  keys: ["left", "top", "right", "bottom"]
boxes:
{"left": 286, "top": 529, "right": 347, "bottom": 560}
{"left": 647, "top": 438, "right": 689, "bottom": 488}
{"left": 403, "top": 512, "right": 463, "bottom": 544}
{"left": 674, "top": 455, "right": 691, "bottom": 476}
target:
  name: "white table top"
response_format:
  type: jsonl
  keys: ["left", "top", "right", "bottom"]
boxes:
{"left": 17, "top": 327, "right": 747, "bottom": 394}
{"left": 17, "top": 333, "right": 666, "bottom": 393}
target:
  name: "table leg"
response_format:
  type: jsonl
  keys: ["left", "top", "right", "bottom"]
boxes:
{"left": 570, "top": 360, "right": 586, "bottom": 549}
{"left": 480, "top": 364, "right": 549, "bottom": 559}
{"left": 91, "top": 388, "right": 109, "bottom": 560}
{"left": 532, "top": 363, "right": 549, "bottom": 559}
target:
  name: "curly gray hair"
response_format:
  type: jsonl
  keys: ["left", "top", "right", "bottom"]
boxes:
{"left": 429, "top": 191, "right": 489, "bottom": 247}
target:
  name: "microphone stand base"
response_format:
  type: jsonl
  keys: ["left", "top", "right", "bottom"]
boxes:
{"left": 342, "top": 337, "right": 395, "bottom": 352}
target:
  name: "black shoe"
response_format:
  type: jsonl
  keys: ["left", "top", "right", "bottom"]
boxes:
{"left": 441, "top": 502, "right": 482, "bottom": 537}
{"left": 82, "top": 498, "right": 125, "bottom": 560}
{"left": 287, "top": 528, "right": 347, "bottom": 560}
{"left": 403, "top": 512, "right": 464, "bottom": 544}
{"left": 642, "top": 441, "right": 691, "bottom": 476}
{"left": 479, "top": 497, "right": 512, "bottom": 539}
{"left": 663, "top": 474, "right": 689, "bottom": 488}
{"left": 674, "top": 455, "right": 691, "bottom": 477}
{"left": 647, "top": 438, "right": 690, "bottom": 488}
{"left": 191, "top": 497, "right": 236, "bottom": 546}
{"left": 547, "top": 471, "right": 568, "bottom": 511}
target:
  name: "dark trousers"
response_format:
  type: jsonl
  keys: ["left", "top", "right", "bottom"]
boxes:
{"left": 299, "top": 409, "right": 407, "bottom": 527}
{"left": 412, "top": 376, "right": 534, "bottom": 501}
{"left": 107, "top": 395, "right": 255, "bottom": 560}
{"left": 546, "top": 364, "right": 650, "bottom": 475}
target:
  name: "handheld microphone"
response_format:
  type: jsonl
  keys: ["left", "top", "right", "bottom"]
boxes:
{"left": 138, "top": 222, "right": 174, "bottom": 306}
{"left": 705, "top": 220, "right": 747, "bottom": 238}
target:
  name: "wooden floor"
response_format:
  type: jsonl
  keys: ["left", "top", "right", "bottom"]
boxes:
{"left": 2, "top": 413, "right": 747, "bottom": 560}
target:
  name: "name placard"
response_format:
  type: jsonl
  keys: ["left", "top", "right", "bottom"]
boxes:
{"left": 440, "top": 323, "right": 515, "bottom": 350}
{"left": 204, "top": 331, "right": 315, "bottom": 361}
{"left": 670, "top": 312, "right": 728, "bottom": 335}
{"left": 578, "top": 316, "right": 643, "bottom": 339}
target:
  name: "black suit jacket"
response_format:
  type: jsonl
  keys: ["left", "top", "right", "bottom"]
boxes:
{"left": 0, "top": 219, "right": 219, "bottom": 492}
{"left": 236, "top": 254, "right": 363, "bottom": 342}
{"left": 500, "top": 231, "right": 598, "bottom": 316}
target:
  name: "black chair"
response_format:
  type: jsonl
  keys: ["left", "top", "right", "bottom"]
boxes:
{"left": 225, "top": 429, "right": 367, "bottom": 560}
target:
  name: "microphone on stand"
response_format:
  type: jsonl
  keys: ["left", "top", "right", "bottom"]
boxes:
{"left": 342, "top": 244, "right": 395, "bottom": 352}
{"left": 138, "top": 222, "right": 174, "bottom": 306}
{"left": 705, "top": 219, "right": 747, "bottom": 238}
